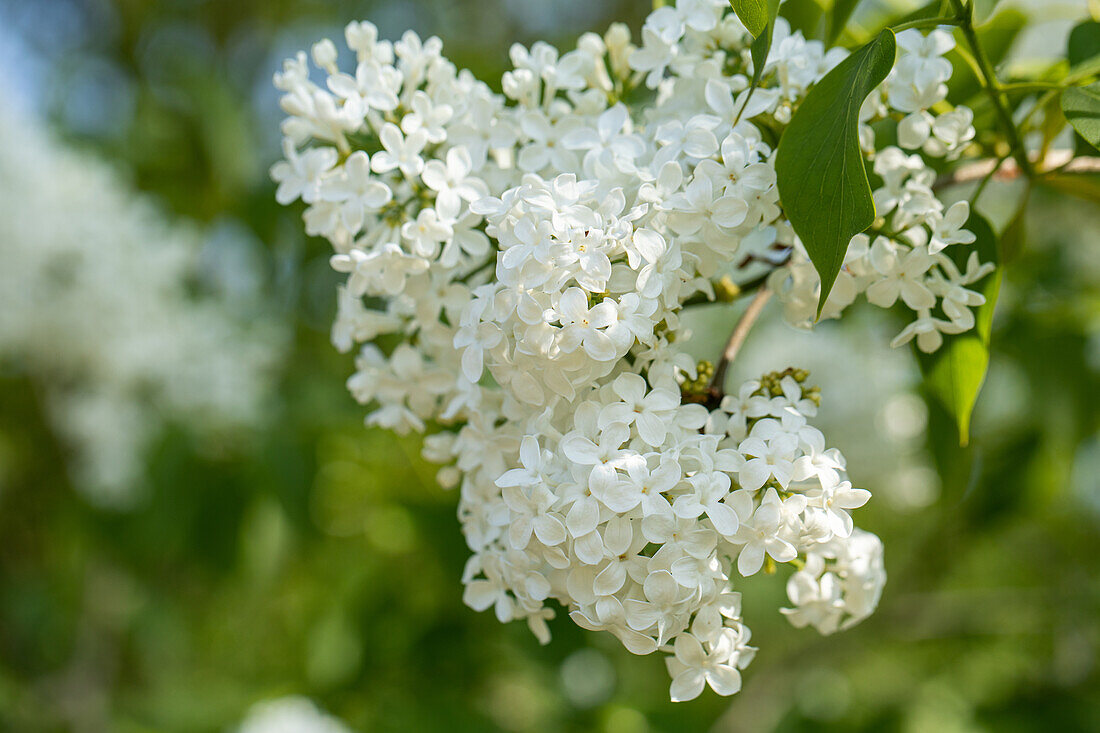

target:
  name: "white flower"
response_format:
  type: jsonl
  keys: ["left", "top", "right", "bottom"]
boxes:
{"left": 665, "top": 174, "right": 749, "bottom": 235}
{"left": 327, "top": 58, "right": 399, "bottom": 112}
{"left": 927, "top": 201, "right": 976, "bottom": 254}
{"left": 401, "top": 208, "right": 452, "bottom": 258}
{"left": 597, "top": 458, "right": 678, "bottom": 516}
{"left": 238, "top": 697, "right": 352, "bottom": 733}
{"left": 370, "top": 122, "right": 429, "bottom": 177}
{"left": 781, "top": 565, "right": 845, "bottom": 634}
{"left": 561, "top": 103, "right": 646, "bottom": 164}
{"left": 422, "top": 147, "right": 488, "bottom": 220}
{"left": 673, "top": 471, "right": 740, "bottom": 536}
{"left": 623, "top": 569, "right": 687, "bottom": 642}
{"left": 865, "top": 237, "right": 936, "bottom": 310}
{"left": 319, "top": 151, "right": 391, "bottom": 234}
{"left": 898, "top": 111, "right": 933, "bottom": 150}
{"left": 630, "top": 13, "right": 681, "bottom": 88}
{"left": 502, "top": 483, "right": 568, "bottom": 549}
{"left": 891, "top": 308, "right": 966, "bottom": 352}
{"left": 554, "top": 288, "right": 620, "bottom": 361}
{"left": 815, "top": 481, "right": 872, "bottom": 538}
{"left": 738, "top": 429, "right": 798, "bottom": 491}
{"left": 598, "top": 373, "right": 679, "bottom": 446}
{"left": 270, "top": 141, "right": 337, "bottom": 205}
{"left": 730, "top": 488, "right": 799, "bottom": 576}
{"left": 926, "top": 106, "right": 975, "bottom": 157}
{"left": 666, "top": 631, "right": 743, "bottom": 702}
{"left": 401, "top": 90, "right": 453, "bottom": 143}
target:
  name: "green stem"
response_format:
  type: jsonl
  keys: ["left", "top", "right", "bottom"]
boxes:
{"left": 891, "top": 17, "right": 964, "bottom": 33}
{"left": 1000, "top": 82, "right": 1068, "bottom": 93}
{"left": 970, "top": 152, "right": 1010, "bottom": 206}
{"left": 1018, "top": 89, "right": 1060, "bottom": 129}
{"left": 950, "top": 0, "right": 1033, "bottom": 177}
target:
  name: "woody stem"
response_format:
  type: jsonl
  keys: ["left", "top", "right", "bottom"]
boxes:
{"left": 711, "top": 287, "right": 773, "bottom": 394}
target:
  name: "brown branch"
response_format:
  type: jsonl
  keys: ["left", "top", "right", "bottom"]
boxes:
{"left": 710, "top": 288, "right": 773, "bottom": 395}
{"left": 934, "top": 153, "right": 1100, "bottom": 191}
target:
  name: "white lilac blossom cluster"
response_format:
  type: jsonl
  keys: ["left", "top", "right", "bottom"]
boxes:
{"left": 272, "top": 2, "right": 980, "bottom": 701}
{"left": 0, "top": 101, "right": 280, "bottom": 506}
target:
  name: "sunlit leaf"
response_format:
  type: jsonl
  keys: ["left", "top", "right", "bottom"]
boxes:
{"left": 734, "top": 0, "right": 781, "bottom": 122}
{"left": 917, "top": 212, "right": 1001, "bottom": 447}
{"left": 731, "top": 0, "right": 771, "bottom": 37}
{"left": 1061, "top": 82, "right": 1100, "bottom": 151}
{"left": 775, "top": 29, "right": 896, "bottom": 316}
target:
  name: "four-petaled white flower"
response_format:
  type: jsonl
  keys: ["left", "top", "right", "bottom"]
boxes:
{"left": 667, "top": 630, "right": 744, "bottom": 702}
{"left": 370, "top": 123, "right": 429, "bottom": 178}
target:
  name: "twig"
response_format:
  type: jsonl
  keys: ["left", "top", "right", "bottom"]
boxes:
{"left": 968, "top": 152, "right": 1010, "bottom": 206}
{"left": 949, "top": 0, "right": 1033, "bottom": 177}
{"left": 710, "top": 288, "right": 773, "bottom": 394}
{"left": 891, "top": 16, "right": 964, "bottom": 32}
{"left": 933, "top": 154, "right": 1100, "bottom": 190}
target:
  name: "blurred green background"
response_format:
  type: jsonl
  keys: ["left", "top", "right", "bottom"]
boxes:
{"left": 0, "top": 0, "right": 1097, "bottom": 731}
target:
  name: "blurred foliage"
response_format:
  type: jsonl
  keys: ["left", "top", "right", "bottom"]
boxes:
{"left": 0, "top": 0, "right": 1098, "bottom": 731}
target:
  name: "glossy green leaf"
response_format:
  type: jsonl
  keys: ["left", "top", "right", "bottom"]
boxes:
{"left": 917, "top": 212, "right": 1001, "bottom": 447}
{"left": 731, "top": 0, "right": 770, "bottom": 38}
{"left": 749, "top": 23, "right": 773, "bottom": 75}
{"left": 737, "top": 0, "right": 781, "bottom": 123}
{"left": 775, "top": 29, "right": 896, "bottom": 316}
{"left": 1061, "top": 82, "right": 1100, "bottom": 151}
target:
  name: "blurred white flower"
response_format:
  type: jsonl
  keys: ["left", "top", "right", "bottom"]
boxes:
{"left": 238, "top": 697, "right": 352, "bottom": 733}
{"left": 0, "top": 100, "right": 282, "bottom": 506}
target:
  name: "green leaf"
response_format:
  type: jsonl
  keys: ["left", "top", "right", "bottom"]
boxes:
{"left": 917, "top": 212, "right": 1001, "bottom": 447}
{"left": 1061, "top": 82, "right": 1100, "bottom": 151}
{"left": 731, "top": 0, "right": 770, "bottom": 38}
{"left": 775, "top": 29, "right": 896, "bottom": 316}
{"left": 1068, "top": 20, "right": 1100, "bottom": 81}
{"left": 999, "top": 188, "right": 1028, "bottom": 264}
{"left": 749, "top": 22, "right": 773, "bottom": 74}
{"left": 745, "top": 26, "right": 775, "bottom": 109}
{"left": 827, "top": 0, "right": 861, "bottom": 45}
{"left": 737, "top": 0, "right": 781, "bottom": 123}
{"left": 730, "top": 0, "right": 783, "bottom": 123}
{"left": 1040, "top": 170, "right": 1100, "bottom": 204}
{"left": 781, "top": 0, "right": 827, "bottom": 41}
{"left": 970, "top": 0, "right": 1003, "bottom": 24}
{"left": 1068, "top": 20, "right": 1100, "bottom": 67}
